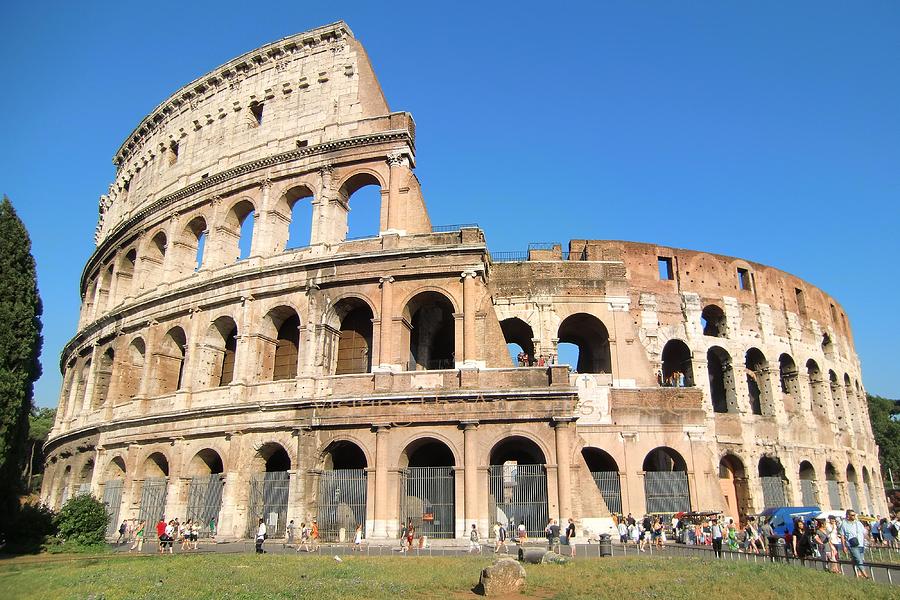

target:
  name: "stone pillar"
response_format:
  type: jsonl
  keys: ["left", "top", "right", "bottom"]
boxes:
{"left": 385, "top": 152, "right": 408, "bottom": 233}
{"left": 372, "top": 424, "right": 390, "bottom": 539}
{"left": 461, "top": 271, "right": 478, "bottom": 366}
{"left": 378, "top": 276, "right": 394, "bottom": 369}
{"left": 553, "top": 418, "right": 574, "bottom": 521}
{"left": 136, "top": 321, "right": 158, "bottom": 399}
{"left": 461, "top": 421, "right": 479, "bottom": 532}
{"left": 233, "top": 295, "right": 256, "bottom": 384}
{"left": 79, "top": 343, "right": 101, "bottom": 416}
{"left": 250, "top": 179, "right": 270, "bottom": 258}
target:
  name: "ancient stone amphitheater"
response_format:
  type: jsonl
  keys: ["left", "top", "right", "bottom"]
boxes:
{"left": 41, "top": 22, "right": 886, "bottom": 541}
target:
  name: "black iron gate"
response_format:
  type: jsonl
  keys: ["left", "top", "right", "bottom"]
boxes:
{"left": 317, "top": 469, "right": 367, "bottom": 541}
{"left": 247, "top": 471, "right": 290, "bottom": 538}
{"left": 644, "top": 471, "right": 690, "bottom": 513}
{"left": 102, "top": 480, "right": 124, "bottom": 537}
{"left": 760, "top": 476, "right": 787, "bottom": 509}
{"left": 186, "top": 474, "right": 224, "bottom": 537}
{"left": 590, "top": 471, "right": 622, "bottom": 514}
{"left": 138, "top": 477, "right": 168, "bottom": 529}
{"left": 400, "top": 466, "right": 455, "bottom": 539}
{"left": 489, "top": 464, "right": 548, "bottom": 538}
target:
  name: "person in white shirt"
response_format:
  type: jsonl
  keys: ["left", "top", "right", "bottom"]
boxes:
{"left": 255, "top": 518, "right": 267, "bottom": 554}
{"left": 839, "top": 510, "right": 869, "bottom": 579}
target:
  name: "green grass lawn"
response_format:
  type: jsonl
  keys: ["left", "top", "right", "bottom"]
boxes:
{"left": 0, "top": 553, "right": 893, "bottom": 600}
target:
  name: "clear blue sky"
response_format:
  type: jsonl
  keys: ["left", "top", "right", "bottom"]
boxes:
{"left": 2, "top": 1, "right": 898, "bottom": 407}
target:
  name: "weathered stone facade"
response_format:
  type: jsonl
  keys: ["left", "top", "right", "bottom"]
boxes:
{"left": 42, "top": 21, "right": 887, "bottom": 541}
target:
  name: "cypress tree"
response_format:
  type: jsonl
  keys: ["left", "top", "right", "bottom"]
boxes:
{"left": 0, "top": 195, "right": 43, "bottom": 521}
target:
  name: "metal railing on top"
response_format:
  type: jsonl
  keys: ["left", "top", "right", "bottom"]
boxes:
{"left": 431, "top": 223, "right": 479, "bottom": 232}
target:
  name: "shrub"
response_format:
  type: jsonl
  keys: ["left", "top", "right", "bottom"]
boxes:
{"left": 1, "top": 501, "right": 57, "bottom": 553}
{"left": 55, "top": 494, "right": 109, "bottom": 546}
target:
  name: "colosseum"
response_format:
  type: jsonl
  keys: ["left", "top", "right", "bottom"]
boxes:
{"left": 41, "top": 21, "right": 887, "bottom": 542}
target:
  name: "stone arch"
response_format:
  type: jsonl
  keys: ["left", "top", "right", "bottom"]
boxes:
{"left": 116, "top": 336, "right": 145, "bottom": 402}
{"left": 824, "top": 462, "right": 841, "bottom": 510}
{"left": 324, "top": 296, "right": 375, "bottom": 375}
{"left": 184, "top": 448, "right": 225, "bottom": 537}
{"left": 187, "top": 448, "right": 225, "bottom": 476}
{"left": 141, "top": 230, "right": 168, "bottom": 289}
{"left": 643, "top": 447, "right": 691, "bottom": 513}
{"left": 402, "top": 290, "right": 457, "bottom": 371}
{"left": 338, "top": 171, "right": 385, "bottom": 240}
{"left": 500, "top": 317, "right": 536, "bottom": 366}
{"left": 488, "top": 435, "right": 549, "bottom": 538}
{"left": 582, "top": 447, "right": 622, "bottom": 514}
{"left": 74, "top": 458, "right": 95, "bottom": 495}
{"left": 778, "top": 353, "right": 799, "bottom": 409}
{"left": 701, "top": 304, "right": 727, "bottom": 337}
{"left": 199, "top": 315, "right": 239, "bottom": 388}
{"left": 397, "top": 436, "right": 457, "bottom": 539}
{"left": 862, "top": 467, "right": 874, "bottom": 514}
{"left": 846, "top": 464, "right": 861, "bottom": 511}
{"left": 247, "top": 441, "right": 292, "bottom": 538}
{"left": 806, "top": 359, "right": 828, "bottom": 422}
{"left": 173, "top": 214, "right": 208, "bottom": 276}
{"left": 661, "top": 339, "right": 694, "bottom": 386}
{"left": 557, "top": 313, "right": 612, "bottom": 374}
{"left": 117, "top": 248, "right": 138, "bottom": 300}
{"left": 277, "top": 185, "right": 315, "bottom": 250}
{"left": 259, "top": 305, "right": 302, "bottom": 381}
{"left": 828, "top": 369, "right": 847, "bottom": 428}
{"left": 320, "top": 438, "right": 371, "bottom": 470}
{"left": 140, "top": 451, "right": 170, "bottom": 479}
{"left": 798, "top": 460, "right": 818, "bottom": 506}
{"left": 745, "top": 348, "right": 770, "bottom": 416}
{"left": 103, "top": 456, "right": 127, "bottom": 480}
{"left": 707, "top": 346, "right": 736, "bottom": 413}
{"left": 92, "top": 347, "right": 115, "bottom": 409}
{"left": 223, "top": 198, "right": 257, "bottom": 262}
{"left": 758, "top": 456, "right": 788, "bottom": 509}
{"left": 58, "top": 464, "right": 73, "bottom": 505}
{"left": 153, "top": 326, "right": 187, "bottom": 395}
{"left": 251, "top": 441, "right": 292, "bottom": 473}
{"left": 97, "top": 263, "right": 114, "bottom": 312}
{"left": 318, "top": 438, "right": 369, "bottom": 541}
{"left": 719, "top": 453, "right": 751, "bottom": 519}
{"left": 78, "top": 358, "right": 92, "bottom": 412}
{"left": 822, "top": 332, "right": 835, "bottom": 357}
{"left": 400, "top": 437, "right": 458, "bottom": 468}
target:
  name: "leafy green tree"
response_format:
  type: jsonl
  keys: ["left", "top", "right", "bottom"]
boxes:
{"left": 0, "top": 196, "right": 43, "bottom": 527}
{"left": 55, "top": 494, "right": 108, "bottom": 546}
{"left": 24, "top": 407, "right": 55, "bottom": 492}
{"left": 867, "top": 394, "right": 900, "bottom": 485}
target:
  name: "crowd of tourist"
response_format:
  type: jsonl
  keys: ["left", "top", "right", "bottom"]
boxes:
{"left": 516, "top": 352, "right": 556, "bottom": 368}
{"left": 655, "top": 369, "right": 688, "bottom": 387}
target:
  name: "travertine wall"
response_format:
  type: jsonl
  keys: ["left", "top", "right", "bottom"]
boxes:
{"left": 42, "top": 21, "right": 887, "bottom": 542}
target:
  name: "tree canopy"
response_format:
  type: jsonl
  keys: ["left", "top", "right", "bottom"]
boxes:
{"left": 0, "top": 196, "right": 43, "bottom": 520}
{"left": 867, "top": 394, "right": 900, "bottom": 486}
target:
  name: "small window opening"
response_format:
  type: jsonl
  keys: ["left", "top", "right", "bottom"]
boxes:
{"left": 657, "top": 257, "right": 674, "bottom": 281}
{"left": 830, "top": 303, "right": 837, "bottom": 323}
{"left": 795, "top": 288, "right": 806, "bottom": 316}
{"left": 123, "top": 179, "right": 130, "bottom": 192}
{"left": 168, "top": 141, "right": 179, "bottom": 165}
{"left": 201, "top": 173, "right": 209, "bottom": 179}
{"left": 250, "top": 102, "right": 264, "bottom": 126}
{"left": 296, "top": 140, "right": 308, "bottom": 148}
{"left": 737, "top": 268, "right": 751, "bottom": 291}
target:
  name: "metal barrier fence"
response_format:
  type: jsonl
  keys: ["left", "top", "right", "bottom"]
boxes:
{"left": 431, "top": 223, "right": 478, "bottom": 232}
{"left": 400, "top": 467, "right": 455, "bottom": 539}
{"left": 247, "top": 471, "right": 290, "bottom": 538}
{"left": 186, "top": 474, "right": 224, "bottom": 538}
{"left": 318, "top": 469, "right": 367, "bottom": 541}
{"left": 590, "top": 471, "right": 622, "bottom": 514}
{"left": 760, "top": 476, "right": 786, "bottom": 508}
{"left": 102, "top": 480, "right": 124, "bottom": 537}
{"left": 799, "top": 479, "right": 817, "bottom": 506}
{"left": 138, "top": 478, "right": 168, "bottom": 525}
{"left": 827, "top": 480, "right": 841, "bottom": 509}
{"left": 490, "top": 252, "right": 528, "bottom": 263}
{"left": 848, "top": 482, "right": 861, "bottom": 511}
{"left": 489, "top": 464, "right": 549, "bottom": 538}
{"left": 643, "top": 471, "right": 690, "bottom": 514}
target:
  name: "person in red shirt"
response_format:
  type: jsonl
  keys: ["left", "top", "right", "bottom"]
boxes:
{"left": 156, "top": 518, "right": 167, "bottom": 554}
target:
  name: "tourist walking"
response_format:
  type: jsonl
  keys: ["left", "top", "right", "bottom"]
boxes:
{"left": 310, "top": 519, "right": 320, "bottom": 552}
{"left": 792, "top": 519, "right": 813, "bottom": 562}
{"left": 116, "top": 520, "right": 127, "bottom": 544}
{"left": 495, "top": 523, "right": 508, "bottom": 554}
{"left": 814, "top": 519, "right": 839, "bottom": 574}
{"left": 255, "top": 518, "right": 267, "bottom": 554}
{"left": 469, "top": 524, "right": 481, "bottom": 553}
{"left": 517, "top": 521, "right": 527, "bottom": 545}
{"left": 565, "top": 518, "right": 576, "bottom": 557}
{"left": 286, "top": 519, "right": 295, "bottom": 546}
{"left": 711, "top": 518, "right": 723, "bottom": 558}
{"left": 840, "top": 510, "right": 870, "bottom": 579}
{"left": 129, "top": 520, "right": 145, "bottom": 553}
{"left": 156, "top": 518, "right": 167, "bottom": 554}
{"left": 353, "top": 524, "right": 363, "bottom": 551}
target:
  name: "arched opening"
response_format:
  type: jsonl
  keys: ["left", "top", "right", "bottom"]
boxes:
{"left": 806, "top": 360, "right": 828, "bottom": 423}
{"left": 798, "top": 461, "right": 818, "bottom": 507}
{"left": 180, "top": 216, "right": 207, "bottom": 274}
{"left": 222, "top": 200, "right": 256, "bottom": 262}
{"left": 117, "top": 249, "right": 137, "bottom": 300}
{"left": 83, "top": 279, "right": 97, "bottom": 322}
{"left": 340, "top": 173, "right": 382, "bottom": 240}
{"left": 500, "top": 318, "right": 535, "bottom": 366}
{"left": 825, "top": 463, "right": 841, "bottom": 510}
{"left": 78, "top": 359, "right": 92, "bottom": 412}
{"left": 101, "top": 457, "right": 126, "bottom": 537}
{"left": 98, "top": 265, "right": 113, "bottom": 312}
{"left": 91, "top": 348, "right": 114, "bottom": 410}
{"left": 141, "top": 231, "right": 167, "bottom": 289}
{"left": 75, "top": 459, "right": 95, "bottom": 496}
{"left": 138, "top": 453, "right": 169, "bottom": 526}
{"left": 200, "top": 317, "right": 238, "bottom": 388}
{"left": 400, "top": 438, "right": 456, "bottom": 539}
{"left": 283, "top": 186, "right": 314, "bottom": 249}
{"left": 186, "top": 449, "right": 225, "bottom": 538}
{"left": 247, "top": 443, "right": 291, "bottom": 538}
{"left": 701, "top": 305, "right": 726, "bottom": 337}
{"left": 745, "top": 348, "right": 770, "bottom": 416}
{"left": 843, "top": 374, "right": 857, "bottom": 434}
{"left": 116, "top": 338, "right": 145, "bottom": 402}
{"left": 758, "top": 456, "right": 787, "bottom": 509}
{"left": 846, "top": 465, "right": 860, "bottom": 512}
{"left": 557, "top": 313, "right": 612, "bottom": 374}
{"left": 829, "top": 370, "right": 846, "bottom": 428}
{"left": 822, "top": 333, "right": 834, "bottom": 357}
{"left": 259, "top": 307, "right": 300, "bottom": 381}
{"left": 719, "top": 454, "right": 750, "bottom": 520}
{"left": 328, "top": 299, "right": 374, "bottom": 375}
{"left": 643, "top": 447, "right": 691, "bottom": 514}
{"left": 862, "top": 468, "right": 874, "bottom": 515}
{"left": 58, "top": 465, "right": 73, "bottom": 506}
{"left": 489, "top": 437, "right": 548, "bottom": 537}
{"left": 154, "top": 327, "right": 186, "bottom": 395}
{"left": 404, "top": 291, "right": 455, "bottom": 370}
{"left": 661, "top": 339, "right": 694, "bottom": 386}
{"left": 582, "top": 448, "right": 621, "bottom": 514}
{"left": 778, "top": 354, "right": 799, "bottom": 409}
{"left": 319, "top": 441, "right": 368, "bottom": 542}
{"left": 707, "top": 346, "right": 736, "bottom": 413}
